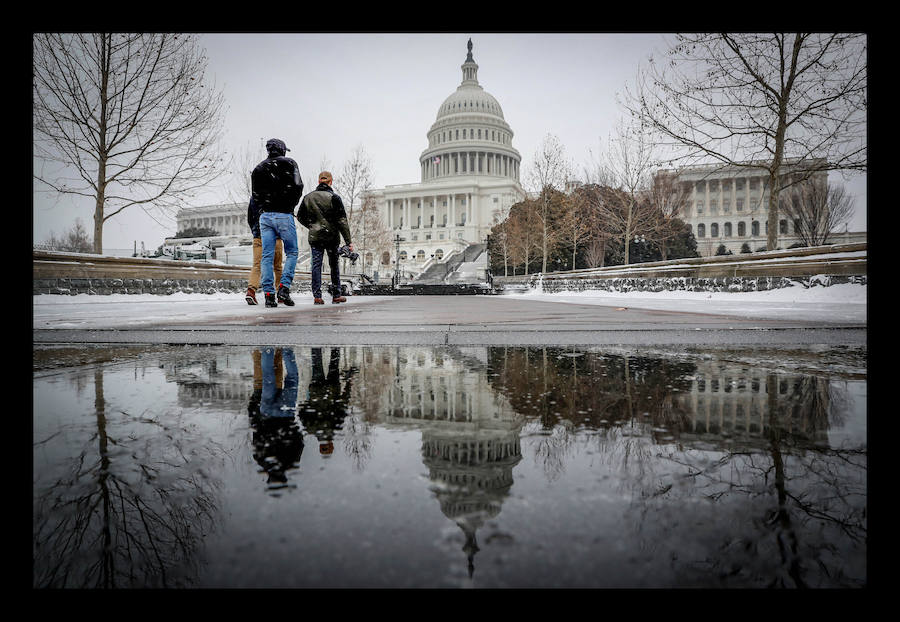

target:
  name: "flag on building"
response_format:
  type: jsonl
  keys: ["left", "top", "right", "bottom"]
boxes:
{"left": 433, "top": 156, "right": 441, "bottom": 164}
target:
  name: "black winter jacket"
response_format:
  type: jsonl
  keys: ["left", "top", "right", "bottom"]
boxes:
{"left": 296, "top": 183, "right": 352, "bottom": 248}
{"left": 250, "top": 155, "right": 304, "bottom": 214}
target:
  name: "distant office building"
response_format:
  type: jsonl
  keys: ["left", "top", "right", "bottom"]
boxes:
{"left": 661, "top": 159, "right": 865, "bottom": 256}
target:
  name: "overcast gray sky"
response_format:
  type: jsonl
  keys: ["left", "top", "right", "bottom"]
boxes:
{"left": 32, "top": 33, "right": 867, "bottom": 251}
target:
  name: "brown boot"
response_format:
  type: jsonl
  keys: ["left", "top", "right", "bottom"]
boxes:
{"left": 332, "top": 296, "right": 347, "bottom": 304}
{"left": 245, "top": 287, "right": 258, "bottom": 305}
{"left": 313, "top": 298, "right": 325, "bottom": 305}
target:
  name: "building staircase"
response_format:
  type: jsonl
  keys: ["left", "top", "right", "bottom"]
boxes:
{"left": 414, "top": 243, "right": 486, "bottom": 285}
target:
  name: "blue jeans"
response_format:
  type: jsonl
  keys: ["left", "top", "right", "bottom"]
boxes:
{"left": 260, "top": 212, "right": 298, "bottom": 294}
{"left": 310, "top": 245, "right": 341, "bottom": 299}
{"left": 260, "top": 347, "right": 299, "bottom": 417}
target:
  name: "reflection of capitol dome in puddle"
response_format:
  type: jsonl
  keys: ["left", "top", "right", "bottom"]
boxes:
{"left": 422, "top": 427, "right": 522, "bottom": 578}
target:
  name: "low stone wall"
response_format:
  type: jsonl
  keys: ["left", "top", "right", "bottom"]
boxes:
{"left": 32, "top": 250, "right": 312, "bottom": 296}
{"left": 499, "top": 273, "right": 867, "bottom": 295}
{"left": 33, "top": 276, "right": 314, "bottom": 296}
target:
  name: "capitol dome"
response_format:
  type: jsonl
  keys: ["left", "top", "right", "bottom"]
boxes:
{"left": 419, "top": 39, "right": 521, "bottom": 183}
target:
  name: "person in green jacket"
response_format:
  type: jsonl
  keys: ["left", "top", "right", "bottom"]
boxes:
{"left": 296, "top": 171, "right": 354, "bottom": 304}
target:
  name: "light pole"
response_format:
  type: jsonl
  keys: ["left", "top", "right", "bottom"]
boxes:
{"left": 393, "top": 234, "right": 405, "bottom": 288}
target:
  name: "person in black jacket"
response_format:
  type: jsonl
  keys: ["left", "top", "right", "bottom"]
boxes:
{"left": 296, "top": 171, "right": 353, "bottom": 304}
{"left": 251, "top": 138, "right": 304, "bottom": 307}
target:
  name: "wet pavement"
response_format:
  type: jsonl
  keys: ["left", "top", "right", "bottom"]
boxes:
{"left": 33, "top": 342, "right": 866, "bottom": 588}
{"left": 33, "top": 295, "right": 867, "bottom": 347}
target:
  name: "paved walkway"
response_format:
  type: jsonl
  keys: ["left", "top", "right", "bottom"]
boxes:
{"left": 33, "top": 294, "right": 866, "bottom": 347}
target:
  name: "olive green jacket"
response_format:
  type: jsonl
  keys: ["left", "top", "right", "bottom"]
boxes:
{"left": 296, "top": 183, "right": 352, "bottom": 248}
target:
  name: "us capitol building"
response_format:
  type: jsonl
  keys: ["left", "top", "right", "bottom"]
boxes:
{"left": 168, "top": 39, "right": 524, "bottom": 281}
{"left": 365, "top": 39, "right": 526, "bottom": 280}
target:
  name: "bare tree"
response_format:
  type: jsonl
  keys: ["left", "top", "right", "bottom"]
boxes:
{"left": 557, "top": 187, "right": 592, "bottom": 270}
{"left": 527, "top": 134, "right": 571, "bottom": 273}
{"left": 586, "top": 120, "right": 660, "bottom": 265}
{"left": 780, "top": 180, "right": 855, "bottom": 247}
{"left": 334, "top": 145, "right": 374, "bottom": 230}
{"left": 583, "top": 237, "right": 608, "bottom": 269}
{"left": 333, "top": 145, "right": 375, "bottom": 272}
{"left": 33, "top": 33, "right": 228, "bottom": 253}
{"left": 489, "top": 211, "right": 512, "bottom": 277}
{"left": 505, "top": 199, "right": 542, "bottom": 275}
{"left": 40, "top": 218, "right": 93, "bottom": 253}
{"left": 224, "top": 139, "right": 266, "bottom": 207}
{"left": 353, "top": 194, "right": 392, "bottom": 277}
{"left": 645, "top": 171, "right": 690, "bottom": 260}
{"left": 623, "top": 33, "right": 867, "bottom": 251}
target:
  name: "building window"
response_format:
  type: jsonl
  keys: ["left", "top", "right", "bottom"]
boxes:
{"left": 697, "top": 223, "right": 706, "bottom": 238}
{"left": 738, "top": 221, "right": 746, "bottom": 237}
{"left": 695, "top": 181, "right": 705, "bottom": 194}
{"left": 736, "top": 179, "right": 745, "bottom": 191}
{"left": 711, "top": 223, "right": 719, "bottom": 237}
{"left": 780, "top": 219, "right": 788, "bottom": 234}
{"left": 435, "top": 249, "right": 444, "bottom": 260}
{"left": 722, "top": 180, "right": 731, "bottom": 191}
{"left": 751, "top": 221, "right": 759, "bottom": 236}
{"left": 710, "top": 199, "right": 717, "bottom": 214}
{"left": 736, "top": 198, "right": 744, "bottom": 212}
{"left": 749, "top": 178, "right": 759, "bottom": 190}
{"left": 416, "top": 250, "right": 425, "bottom": 262}
{"left": 381, "top": 252, "right": 390, "bottom": 265}
{"left": 696, "top": 201, "right": 704, "bottom": 215}
{"left": 724, "top": 222, "right": 732, "bottom": 237}
{"left": 478, "top": 129, "right": 481, "bottom": 139}
{"left": 723, "top": 199, "right": 730, "bottom": 213}
{"left": 399, "top": 251, "right": 407, "bottom": 260}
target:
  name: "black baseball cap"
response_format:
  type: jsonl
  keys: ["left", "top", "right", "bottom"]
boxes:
{"left": 265, "top": 138, "right": 290, "bottom": 154}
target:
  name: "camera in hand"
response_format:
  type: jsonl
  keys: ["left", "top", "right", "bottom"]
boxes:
{"left": 337, "top": 245, "right": 359, "bottom": 264}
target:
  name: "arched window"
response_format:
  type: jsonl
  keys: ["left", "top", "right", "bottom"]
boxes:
{"left": 751, "top": 221, "right": 759, "bottom": 236}
{"left": 724, "top": 222, "right": 732, "bottom": 237}
{"left": 779, "top": 219, "right": 788, "bottom": 234}
{"left": 416, "top": 250, "right": 425, "bottom": 262}
{"left": 435, "top": 249, "right": 444, "bottom": 260}
{"left": 711, "top": 223, "right": 719, "bottom": 237}
{"left": 399, "top": 250, "right": 407, "bottom": 261}
{"left": 738, "top": 221, "right": 746, "bottom": 237}
{"left": 697, "top": 223, "right": 706, "bottom": 238}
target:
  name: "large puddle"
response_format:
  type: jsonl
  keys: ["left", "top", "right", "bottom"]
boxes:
{"left": 33, "top": 343, "right": 866, "bottom": 588}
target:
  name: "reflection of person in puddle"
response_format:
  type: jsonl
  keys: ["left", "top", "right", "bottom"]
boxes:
{"left": 249, "top": 347, "right": 303, "bottom": 487}
{"left": 297, "top": 347, "right": 355, "bottom": 457}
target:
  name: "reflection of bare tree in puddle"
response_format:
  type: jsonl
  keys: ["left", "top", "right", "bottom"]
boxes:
{"left": 642, "top": 373, "right": 864, "bottom": 587}
{"left": 525, "top": 419, "right": 576, "bottom": 482}
{"left": 33, "top": 366, "right": 223, "bottom": 588}
{"left": 487, "top": 346, "right": 865, "bottom": 586}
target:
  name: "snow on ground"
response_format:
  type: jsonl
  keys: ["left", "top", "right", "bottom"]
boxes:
{"left": 32, "top": 282, "right": 867, "bottom": 329}
{"left": 503, "top": 281, "right": 867, "bottom": 324}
